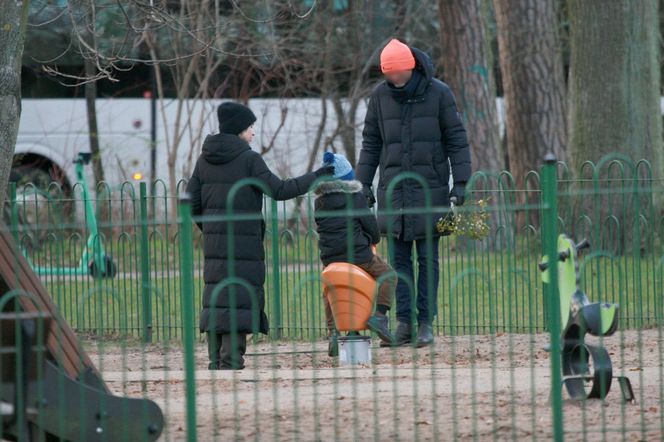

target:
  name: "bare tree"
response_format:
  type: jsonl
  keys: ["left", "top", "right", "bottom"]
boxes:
{"left": 0, "top": 0, "right": 31, "bottom": 203}
{"left": 140, "top": 0, "right": 231, "bottom": 212}
{"left": 249, "top": 1, "right": 439, "bottom": 230}
{"left": 30, "top": 0, "right": 442, "bottom": 218}
{"left": 67, "top": 0, "right": 106, "bottom": 185}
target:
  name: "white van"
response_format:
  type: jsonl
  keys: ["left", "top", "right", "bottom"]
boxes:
{"left": 14, "top": 98, "right": 365, "bottom": 196}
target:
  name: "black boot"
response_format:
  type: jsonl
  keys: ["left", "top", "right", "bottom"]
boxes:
{"left": 328, "top": 331, "right": 340, "bottom": 357}
{"left": 387, "top": 321, "right": 413, "bottom": 347}
{"left": 367, "top": 313, "right": 394, "bottom": 346}
{"left": 218, "top": 333, "right": 246, "bottom": 370}
{"left": 416, "top": 323, "right": 434, "bottom": 348}
{"left": 207, "top": 332, "right": 223, "bottom": 370}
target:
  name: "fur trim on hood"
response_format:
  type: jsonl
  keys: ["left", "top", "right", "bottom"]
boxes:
{"left": 314, "top": 179, "right": 363, "bottom": 196}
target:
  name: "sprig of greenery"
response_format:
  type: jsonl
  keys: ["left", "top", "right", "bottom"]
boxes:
{"left": 436, "top": 198, "right": 490, "bottom": 240}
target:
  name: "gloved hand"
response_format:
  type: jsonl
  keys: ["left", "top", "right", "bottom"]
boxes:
{"left": 314, "top": 165, "right": 335, "bottom": 177}
{"left": 450, "top": 183, "right": 466, "bottom": 206}
{"left": 362, "top": 185, "right": 376, "bottom": 208}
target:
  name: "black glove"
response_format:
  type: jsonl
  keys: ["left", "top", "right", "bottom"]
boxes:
{"left": 362, "top": 185, "right": 376, "bottom": 208}
{"left": 314, "top": 165, "right": 335, "bottom": 177}
{"left": 450, "top": 183, "right": 466, "bottom": 206}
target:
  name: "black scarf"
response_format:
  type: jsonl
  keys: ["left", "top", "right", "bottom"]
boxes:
{"left": 387, "top": 69, "right": 423, "bottom": 104}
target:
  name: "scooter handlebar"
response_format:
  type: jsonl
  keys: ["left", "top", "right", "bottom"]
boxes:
{"left": 576, "top": 239, "right": 590, "bottom": 250}
{"left": 74, "top": 152, "right": 92, "bottom": 165}
{"left": 538, "top": 238, "right": 590, "bottom": 272}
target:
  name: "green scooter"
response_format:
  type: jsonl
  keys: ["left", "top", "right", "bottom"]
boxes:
{"left": 539, "top": 234, "right": 634, "bottom": 402}
{"left": 29, "top": 152, "right": 116, "bottom": 279}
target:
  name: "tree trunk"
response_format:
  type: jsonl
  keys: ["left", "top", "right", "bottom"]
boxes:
{"left": 568, "top": 0, "right": 663, "bottom": 175}
{"left": 493, "top": 0, "right": 567, "bottom": 187}
{"left": 67, "top": 0, "right": 105, "bottom": 186}
{"left": 493, "top": 0, "right": 567, "bottom": 234}
{"left": 438, "top": 0, "right": 502, "bottom": 174}
{"left": 332, "top": 96, "right": 358, "bottom": 166}
{"left": 439, "top": 0, "right": 503, "bottom": 249}
{"left": 567, "top": 0, "right": 662, "bottom": 253}
{"left": 77, "top": 0, "right": 108, "bottom": 234}
{"left": 84, "top": 64, "right": 112, "bottom": 236}
{"left": 0, "top": 1, "right": 30, "bottom": 204}
{"left": 84, "top": 58, "right": 105, "bottom": 186}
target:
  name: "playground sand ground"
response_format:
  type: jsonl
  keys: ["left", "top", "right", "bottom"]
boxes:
{"left": 86, "top": 329, "right": 663, "bottom": 441}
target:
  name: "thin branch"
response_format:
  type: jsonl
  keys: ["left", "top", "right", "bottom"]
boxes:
{"left": 28, "top": 6, "right": 67, "bottom": 27}
{"left": 41, "top": 65, "right": 117, "bottom": 85}
{"left": 260, "top": 105, "right": 289, "bottom": 156}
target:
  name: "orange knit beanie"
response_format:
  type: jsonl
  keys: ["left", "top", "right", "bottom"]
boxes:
{"left": 380, "top": 39, "right": 416, "bottom": 73}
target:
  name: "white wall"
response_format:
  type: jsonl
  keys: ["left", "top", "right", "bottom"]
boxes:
{"left": 16, "top": 97, "right": 513, "bottom": 191}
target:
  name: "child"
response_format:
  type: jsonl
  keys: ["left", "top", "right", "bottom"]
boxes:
{"left": 186, "top": 102, "right": 334, "bottom": 369}
{"left": 314, "top": 152, "right": 397, "bottom": 355}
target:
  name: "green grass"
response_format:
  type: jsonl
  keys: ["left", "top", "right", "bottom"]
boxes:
{"left": 39, "top": 245, "right": 664, "bottom": 342}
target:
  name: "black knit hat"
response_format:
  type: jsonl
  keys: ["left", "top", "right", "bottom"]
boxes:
{"left": 217, "top": 102, "right": 257, "bottom": 135}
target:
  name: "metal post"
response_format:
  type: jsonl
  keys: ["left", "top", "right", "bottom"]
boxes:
{"left": 541, "top": 153, "right": 563, "bottom": 442}
{"left": 139, "top": 182, "right": 153, "bottom": 343}
{"left": 178, "top": 193, "right": 198, "bottom": 442}
{"left": 270, "top": 198, "right": 282, "bottom": 339}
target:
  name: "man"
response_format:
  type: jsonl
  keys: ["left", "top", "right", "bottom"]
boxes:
{"left": 356, "top": 38, "right": 472, "bottom": 347}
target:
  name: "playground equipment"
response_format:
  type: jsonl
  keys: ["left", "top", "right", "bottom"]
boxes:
{"left": 322, "top": 262, "right": 377, "bottom": 364}
{"left": 337, "top": 334, "right": 372, "bottom": 365}
{"left": 539, "top": 234, "right": 635, "bottom": 403}
{"left": 22, "top": 152, "right": 116, "bottom": 279}
{"left": 322, "top": 263, "right": 376, "bottom": 332}
{"left": 0, "top": 225, "right": 163, "bottom": 440}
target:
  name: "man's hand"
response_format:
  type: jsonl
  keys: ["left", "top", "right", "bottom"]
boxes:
{"left": 362, "top": 185, "right": 376, "bottom": 208}
{"left": 450, "top": 183, "right": 465, "bottom": 206}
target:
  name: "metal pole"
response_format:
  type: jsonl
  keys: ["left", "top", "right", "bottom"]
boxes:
{"left": 270, "top": 198, "right": 282, "bottom": 339}
{"left": 541, "top": 153, "right": 563, "bottom": 442}
{"left": 140, "top": 182, "right": 153, "bottom": 343}
{"left": 178, "top": 192, "right": 198, "bottom": 442}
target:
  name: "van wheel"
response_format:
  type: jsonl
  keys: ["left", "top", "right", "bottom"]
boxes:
{"left": 6, "top": 167, "right": 63, "bottom": 251}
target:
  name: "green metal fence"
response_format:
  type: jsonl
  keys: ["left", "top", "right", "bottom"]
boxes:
{"left": 1, "top": 154, "right": 663, "bottom": 440}
{"left": 8, "top": 158, "right": 663, "bottom": 341}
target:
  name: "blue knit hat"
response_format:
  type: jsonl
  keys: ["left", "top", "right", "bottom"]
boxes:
{"left": 323, "top": 151, "right": 355, "bottom": 181}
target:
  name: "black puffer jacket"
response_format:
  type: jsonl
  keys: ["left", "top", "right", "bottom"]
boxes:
{"left": 186, "top": 133, "right": 321, "bottom": 334}
{"left": 314, "top": 180, "right": 380, "bottom": 266}
{"left": 356, "top": 46, "right": 472, "bottom": 241}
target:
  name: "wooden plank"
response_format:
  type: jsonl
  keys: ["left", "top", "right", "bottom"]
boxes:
{"left": 0, "top": 225, "right": 108, "bottom": 392}
{"left": 0, "top": 233, "right": 80, "bottom": 377}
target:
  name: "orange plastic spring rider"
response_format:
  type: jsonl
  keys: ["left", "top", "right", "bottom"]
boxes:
{"left": 321, "top": 246, "right": 378, "bottom": 332}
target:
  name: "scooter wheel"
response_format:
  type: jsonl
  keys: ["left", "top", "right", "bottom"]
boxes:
{"left": 88, "top": 255, "right": 117, "bottom": 279}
